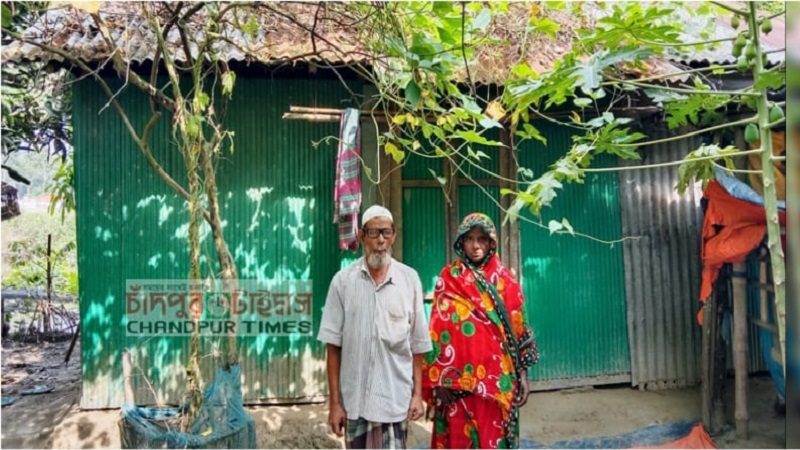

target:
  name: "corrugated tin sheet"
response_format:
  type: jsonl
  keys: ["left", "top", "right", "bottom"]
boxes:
{"left": 618, "top": 126, "right": 703, "bottom": 390}
{"left": 517, "top": 122, "right": 631, "bottom": 387}
{"left": 74, "top": 76, "right": 360, "bottom": 408}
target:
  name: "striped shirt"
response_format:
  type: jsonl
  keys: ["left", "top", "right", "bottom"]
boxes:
{"left": 318, "top": 257, "right": 433, "bottom": 423}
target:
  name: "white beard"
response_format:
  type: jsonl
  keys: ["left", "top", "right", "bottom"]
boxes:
{"left": 366, "top": 249, "right": 392, "bottom": 269}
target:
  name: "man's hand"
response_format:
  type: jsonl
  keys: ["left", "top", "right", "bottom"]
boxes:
{"left": 328, "top": 402, "right": 347, "bottom": 437}
{"left": 407, "top": 394, "right": 424, "bottom": 421}
{"left": 513, "top": 378, "right": 530, "bottom": 407}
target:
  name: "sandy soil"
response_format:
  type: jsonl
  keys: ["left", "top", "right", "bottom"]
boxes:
{"left": 0, "top": 340, "right": 785, "bottom": 449}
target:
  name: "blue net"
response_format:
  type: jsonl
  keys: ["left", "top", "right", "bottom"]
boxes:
{"left": 120, "top": 364, "right": 256, "bottom": 449}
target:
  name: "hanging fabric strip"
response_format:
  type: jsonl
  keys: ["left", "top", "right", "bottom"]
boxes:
{"left": 334, "top": 108, "right": 362, "bottom": 251}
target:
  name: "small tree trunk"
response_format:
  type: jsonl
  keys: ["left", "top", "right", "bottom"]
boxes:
{"left": 182, "top": 142, "right": 205, "bottom": 431}
{"left": 200, "top": 143, "right": 239, "bottom": 367}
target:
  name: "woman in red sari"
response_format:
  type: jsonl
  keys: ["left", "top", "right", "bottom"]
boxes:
{"left": 423, "top": 213, "right": 538, "bottom": 449}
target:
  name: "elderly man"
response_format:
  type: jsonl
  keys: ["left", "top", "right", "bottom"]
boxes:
{"left": 318, "top": 205, "right": 432, "bottom": 449}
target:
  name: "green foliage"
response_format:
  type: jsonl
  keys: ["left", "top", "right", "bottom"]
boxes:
{"left": 2, "top": 211, "right": 78, "bottom": 296}
{"left": 662, "top": 92, "right": 731, "bottom": 129}
{"left": 46, "top": 154, "right": 75, "bottom": 223}
{"left": 1, "top": 62, "right": 72, "bottom": 158}
{"left": 676, "top": 144, "right": 739, "bottom": 194}
{"left": 578, "top": 3, "right": 680, "bottom": 51}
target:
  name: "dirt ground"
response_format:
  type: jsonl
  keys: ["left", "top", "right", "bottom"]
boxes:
{"left": 0, "top": 340, "right": 786, "bottom": 449}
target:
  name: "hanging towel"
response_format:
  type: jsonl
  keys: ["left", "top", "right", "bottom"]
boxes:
{"left": 334, "top": 108, "right": 362, "bottom": 251}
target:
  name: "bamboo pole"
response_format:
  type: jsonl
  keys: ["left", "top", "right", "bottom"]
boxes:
{"left": 732, "top": 262, "right": 749, "bottom": 439}
{"left": 701, "top": 296, "right": 714, "bottom": 430}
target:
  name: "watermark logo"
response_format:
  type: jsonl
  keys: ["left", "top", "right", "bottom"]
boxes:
{"left": 125, "top": 279, "right": 313, "bottom": 337}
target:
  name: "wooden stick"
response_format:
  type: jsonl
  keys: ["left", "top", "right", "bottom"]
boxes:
{"left": 282, "top": 112, "right": 340, "bottom": 122}
{"left": 64, "top": 323, "right": 80, "bottom": 364}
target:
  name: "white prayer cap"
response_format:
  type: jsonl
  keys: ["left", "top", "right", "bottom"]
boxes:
{"left": 361, "top": 205, "right": 393, "bottom": 226}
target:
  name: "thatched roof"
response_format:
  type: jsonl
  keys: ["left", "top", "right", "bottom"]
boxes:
{"left": 3, "top": 2, "right": 784, "bottom": 84}
{"left": 1, "top": 2, "right": 605, "bottom": 84}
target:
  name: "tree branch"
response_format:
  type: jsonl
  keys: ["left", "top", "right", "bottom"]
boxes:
{"left": 2, "top": 29, "right": 211, "bottom": 223}
{"left": 618, "top": 116, "right": 758, "bottom": 148}
{"left": 604, "top": 77, "right": 759, "bottom": 96}
{"left": 88, "top": 14, "right": 177, "bottom": 111}
{"left": 461, "top": 3, "right": 474, "bottom": 96}
{"left": 583, "top": 148, "right": 763, "bottom": 172}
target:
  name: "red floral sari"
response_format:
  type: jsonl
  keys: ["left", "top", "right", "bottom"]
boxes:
{"left": 423, "top": 244, "right": 538, "bottom": 449}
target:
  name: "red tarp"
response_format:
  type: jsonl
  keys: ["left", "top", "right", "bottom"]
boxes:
{"left": 698, "top": 181, "right": 786, "bottom": 325}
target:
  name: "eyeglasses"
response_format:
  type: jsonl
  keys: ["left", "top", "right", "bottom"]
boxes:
{"left": 363, "top": 227, "right": 395, "bottom": 239}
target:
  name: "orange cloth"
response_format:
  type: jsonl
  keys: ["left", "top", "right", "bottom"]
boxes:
{"left": 698, "top": 181, "right": 785, "bottom": 325}
{"left": 638, "top": 423, "right": 717, "bottom": 449}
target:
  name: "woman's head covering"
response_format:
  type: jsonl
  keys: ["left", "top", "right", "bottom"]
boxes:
{"left": 454, "top": 212, "right": 498, "bottom": 267}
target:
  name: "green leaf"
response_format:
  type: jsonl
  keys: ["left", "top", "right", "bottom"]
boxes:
{"left": 517, "top": 166, "right": 534, "bottom": 180}
{"left": 405, "top": 79, "right": 421, "bottom": 107}
{"left": 754, "top": 69, "right": 785, "bottom": 92}
{"left": 428, "top": 168, "right": 447, "bottom": 185}
{"left": 222, "top": 71, "right": 236, "bottom": 97}
{"left": 561, "top": 218, "right": 574, "bottom": 235}
{"left": 1, "top": 4, "right": 12, "bottom": 28}
{"left": 676, "top": 144, "right": 739, "bottom": 193}
{"left": 437, "top": 26, "right": 456, "bottom": 45}
{"left": 516, "top": 123, "right": 547, "bottom": 145}
{"left": 575, "top": 48, "right": 653, "bottom": 95}
{"left": 547, "top": 219, "right": 563, "bottom": 235}
{"left": 461, "top": 96, "right": 483, "bottom": 115}
{"left": 527, "top": 17, "right": 560, "bottom": 38}
{"left": 193, "top": 92, "right": 210, "bottom": 112}
{"left": 466, "top": 146, "right": 490, "bottom": 161}
{"left": 241, "top": 15, "right": 258, "bottom": 38}
{"left": 478, "top": 116, "right": 502, "bottom": 129}
{"left": 575, "top": 64, "right": 602, "bottom": 95}
{"left": 385, "top": 142, "right": 405, "bottom": 163}
{"left": 185, "top": 115, "right": 202, "bottom": 139}
{"left": 454, "top": 130, "right": 504, "bottom": 146}
{"left": 511, "top": 62, "right": 537, "bottom": 79}
{"left": 574, "top": 98, "right": 592, "bottom": 108}
{"left": 660, "top": 91, "right": 731, "bottom": 129}
{"left": 433, "top": 2, "right": 454, "bottom": 15}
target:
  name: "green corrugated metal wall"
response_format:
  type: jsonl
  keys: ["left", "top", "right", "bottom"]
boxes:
{"left": 402, "top": 187, "right": 446, "bottom": 295}
{"left": 74, "top": 77, "right": 360, "bottom": 408}
{"left": 401, "top": 139, "right": 504, "bottom": 298}
{"left": 518, "top": 122, "right": 630, "bottom": 385}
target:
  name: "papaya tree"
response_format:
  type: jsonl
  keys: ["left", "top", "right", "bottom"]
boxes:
{"left": 319, "top": 1, "right": 787, "bottom": 370}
